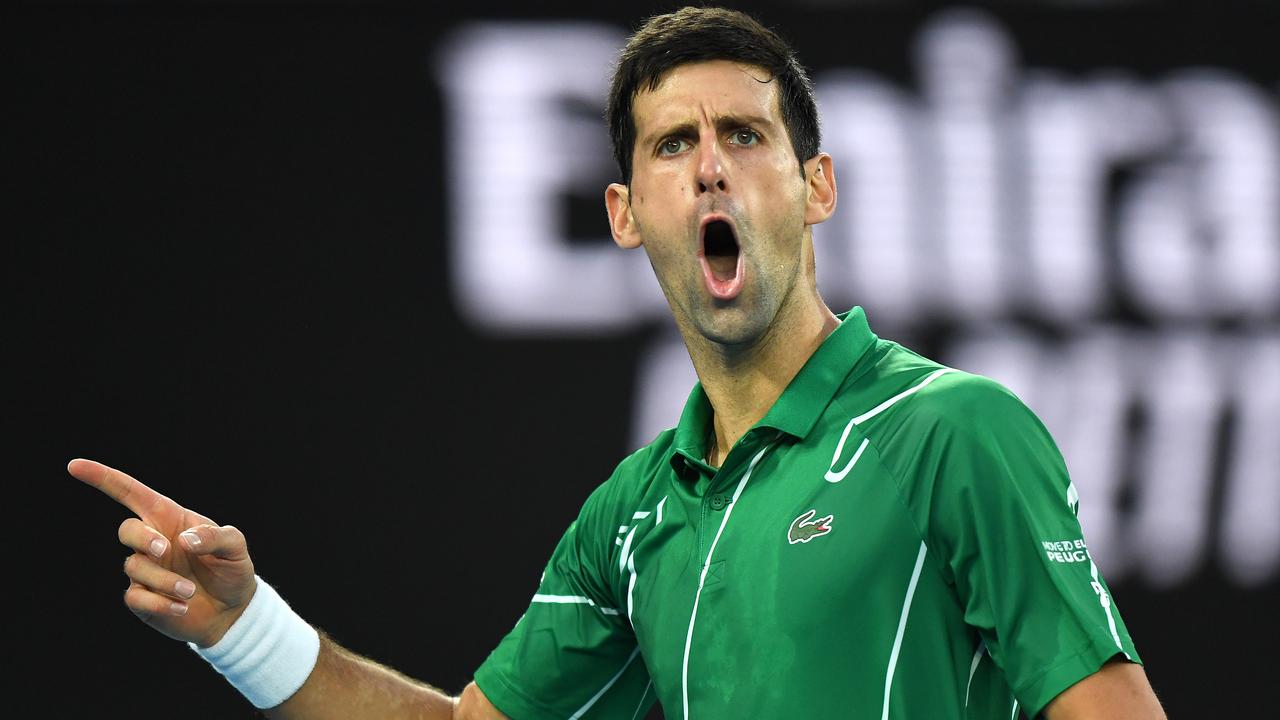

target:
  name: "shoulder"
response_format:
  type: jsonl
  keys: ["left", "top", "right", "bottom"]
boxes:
{"left": 860, "top": 357, "right": 1078, "bottom": 540}
{"left": 904, "top": 368, "right": 1070, "bottom": 500}
{"left": 911, "top": 369, "right": 1056, "bottom": 460}
{"left": 850, "top": 339, "right": 1035, "bottom": 436}
{"left": 577, "top": 429, "right": 676, "bottom": 522}
{"left": 850, "top": 344, "right": 1063, "bottom": 484}
{"left": 914, "top": 368, "right": 1034, "bottom": 431}
{"left": 613, "top": 428, "right": 678, "bottom": 484}
{"left": 885, "top": 340, "right": 1035, "bottom": 428}
{"left": 563, "top": 432, "right": 676, "bottom": 580}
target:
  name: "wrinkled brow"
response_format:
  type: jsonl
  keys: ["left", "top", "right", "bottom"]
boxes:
{"left": 642, "top": 113, "right": 776, "bottom": 148}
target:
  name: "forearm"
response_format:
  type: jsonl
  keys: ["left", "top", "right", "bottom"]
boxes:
{"left": 67, "top": 459, "right": 492, "bottom": 719}
{"left": 265, "top": 632, "right": 457, "bottom": 720}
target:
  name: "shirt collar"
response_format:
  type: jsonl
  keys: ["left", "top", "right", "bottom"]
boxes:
{"left": 669, "top": 307, "right": 878, "bottom": 478}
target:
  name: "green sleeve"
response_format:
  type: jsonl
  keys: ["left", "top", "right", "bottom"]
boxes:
{"left": 917, "top": 375, "right": 1142, "bottom": 717}
{"left": 473, "top": 477, "right": 655, "bottom": 720}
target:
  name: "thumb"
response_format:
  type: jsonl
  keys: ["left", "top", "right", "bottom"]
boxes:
{"left": 180, "top": 524, "right": 249, "bottom": 561}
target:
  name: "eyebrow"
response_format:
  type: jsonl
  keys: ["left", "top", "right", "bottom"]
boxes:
{"left": 641, "top": 113, "right": 777, "bottom": 150}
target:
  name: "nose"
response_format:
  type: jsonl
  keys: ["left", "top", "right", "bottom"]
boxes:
{"left": 696, "top": 137, "right": 727, "bottom": 195}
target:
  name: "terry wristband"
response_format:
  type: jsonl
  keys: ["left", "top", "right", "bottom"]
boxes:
{"left": 189, "top": 576, "right": 321, "bottom": 709}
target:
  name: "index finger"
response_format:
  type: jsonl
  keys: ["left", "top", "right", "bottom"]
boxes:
{"left": 67, "top": 458, "right": 166, "bottom": 519}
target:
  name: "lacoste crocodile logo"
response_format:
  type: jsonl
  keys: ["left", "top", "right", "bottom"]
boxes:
{"left": 788, "top": 509, "right": 834, "bottom": 544}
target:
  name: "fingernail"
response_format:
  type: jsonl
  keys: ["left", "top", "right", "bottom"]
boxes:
{"left": 150, "top": 538, "right": 168, "bottom": 558}
{"left": 175, "top": 580, "right": 196, "bottom": 599}
{"left": 171, "top": 602, "right": 188, "bottom": 616}
{"left": 181, "top": 530, "right": 201, "bottom": 549}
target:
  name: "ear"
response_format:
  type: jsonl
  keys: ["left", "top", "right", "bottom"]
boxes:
{"left": 802, "top": 153, "right": 837, "bottom": 225}
{"left": 606, "top": 182, "right": 643, "bottom": 249}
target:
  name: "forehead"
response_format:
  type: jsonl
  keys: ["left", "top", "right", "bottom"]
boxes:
{"left": 631, "top": 60, "right": 782, "bottom": 134}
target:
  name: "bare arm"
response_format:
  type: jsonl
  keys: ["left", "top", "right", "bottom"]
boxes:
{"left": 1042, "top": 658, "right": 1165, "bottom": 720}
{"left": 264, "top": 634, "right": 507, "bottom": 720}
{"left": 68, "top": 458, "right": 508, "bottom": 720}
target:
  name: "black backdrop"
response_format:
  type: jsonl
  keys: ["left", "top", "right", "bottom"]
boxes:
{"left": 11, "top": 1, "right": 1277, "bottom": 716}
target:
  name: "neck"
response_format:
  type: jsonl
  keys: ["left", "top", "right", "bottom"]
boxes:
{"left": 687, "top": 291, "right": 839, "bottom": 467}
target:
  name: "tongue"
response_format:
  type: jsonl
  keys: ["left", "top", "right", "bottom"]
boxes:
{"left": 701, "top": 252, "right": 744, "bottom": 301}
{"left": 707, "top": 253, "right": 737, "bottom": 281}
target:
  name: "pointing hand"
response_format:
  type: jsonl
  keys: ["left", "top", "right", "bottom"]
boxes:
{"left": 68, "top": 458, "right": 257, "bottom": 647}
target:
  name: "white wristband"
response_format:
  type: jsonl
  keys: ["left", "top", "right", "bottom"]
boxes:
{"left": 189, "top": 576, "right": 321, "bottom": 709}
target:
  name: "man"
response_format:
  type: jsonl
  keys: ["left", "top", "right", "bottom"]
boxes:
{"left": 70, "top": 7, "right": 1166, "bottom": 719}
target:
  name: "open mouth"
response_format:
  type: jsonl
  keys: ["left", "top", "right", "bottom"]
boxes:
{"left": 704, "top": 220, "right": 739, "bottom": 280}
{"left": 699, "top": 217, "right": 744, "bottom": 300}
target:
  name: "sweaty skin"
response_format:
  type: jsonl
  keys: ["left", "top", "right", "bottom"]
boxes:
{"left": 71, "top": 56, "right": 1163, "bottom": 720}
{"left": 606, "top": 60, "right": 840, "bottom": 466}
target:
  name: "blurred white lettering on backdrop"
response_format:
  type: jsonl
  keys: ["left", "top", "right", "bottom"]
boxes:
{"left": 437, "top": 10, "right": 1280, "bottom": 588}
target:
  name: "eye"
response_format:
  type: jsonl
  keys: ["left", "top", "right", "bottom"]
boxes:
{"left": 658, "top": 137, "right": 690, "bottom": 156}
{"left": 728, "top": 128, "right": 759, "bottom": 146}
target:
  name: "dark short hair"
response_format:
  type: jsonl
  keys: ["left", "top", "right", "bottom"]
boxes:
{"left": 606, "top": 6, "right": 821, "bottom": 184}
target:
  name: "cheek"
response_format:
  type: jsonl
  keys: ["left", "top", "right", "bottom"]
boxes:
{"left": 742, "top": 152, "right": 801, "bottom": 196}
{"left": 756, "top": 171, "right": 807, "bottom": 225}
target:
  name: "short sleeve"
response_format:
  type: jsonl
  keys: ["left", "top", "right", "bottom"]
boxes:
{"left": 919, "top": 376, "right": 1142, "bottom": 717}
{"left": 473, "top": 479, "right": 655, "bottom": 720}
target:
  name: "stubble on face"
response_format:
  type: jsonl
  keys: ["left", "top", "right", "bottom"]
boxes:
{"left": 625, "top": 61, "right": 811, "bottom": 357}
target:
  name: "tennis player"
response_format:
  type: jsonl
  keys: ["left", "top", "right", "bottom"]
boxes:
{"left": 70, "top": 6, "right": 1166, "bottom": 719}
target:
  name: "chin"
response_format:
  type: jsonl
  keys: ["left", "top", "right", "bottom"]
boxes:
{"left": 692, "top": 303, "right": 773, "bottom": 348}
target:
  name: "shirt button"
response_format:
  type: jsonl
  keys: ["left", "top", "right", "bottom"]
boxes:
{"left": 709, "top": 493, "right": 729, "bottom": 511}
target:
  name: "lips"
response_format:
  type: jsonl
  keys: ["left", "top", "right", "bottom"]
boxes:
{"left": 698, "top": 216, "right": 744, "bottom": 300}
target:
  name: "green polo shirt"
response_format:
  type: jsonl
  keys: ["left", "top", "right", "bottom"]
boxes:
{"left": 474, "top": 308, "right": 1141, "bottom": 719}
